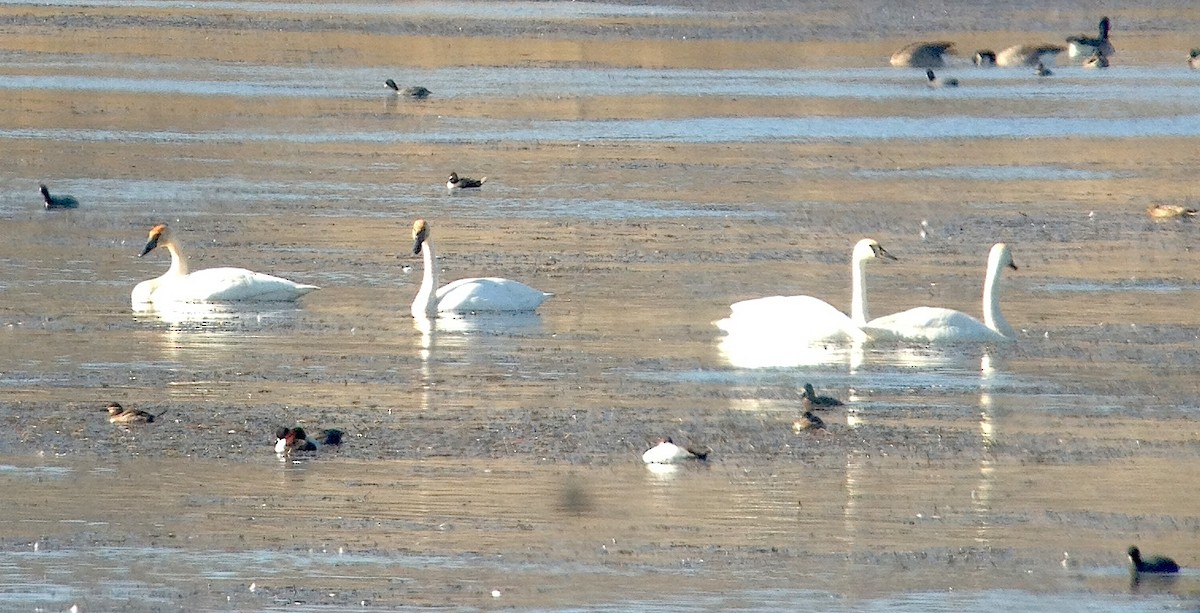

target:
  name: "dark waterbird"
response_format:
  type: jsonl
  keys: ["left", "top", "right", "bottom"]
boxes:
{"left": 1128, "top": 546, "right": 1179, "bottom": 575}
{"left": 105, "top": 402, "right": 166, "bottom": 424}
{"left": 802, "top": 383, "right": 843, "bottom": 409}
{"left": 274, "top": 426, "right": 344, "bottom": 454}
{"left": 39, "top": 183, "right": 78, "bottom": 209}
{"left": 385, "top": 79, "right": 431, "bottom": 99}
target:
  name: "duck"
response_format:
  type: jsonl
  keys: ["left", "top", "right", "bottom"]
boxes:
{"left": 1083, "top": 50, "right": 1109, "bottom": 69}
{"left": 793, "top": 411, "right": 827, "bottom": 432}
{"left": 1035, "top": 62, "right": 1054, "bottom": 77}
{"left": 1190, "top": 49, "right": 1200, "bottom": 69}
{"left": 802, "top": 383, "right": 844, "bottom": 409}
{"left": 890, "top": 41, "right": 955, "bottom": 68}
{"left": 410, "top": 219, "right": 551, "bottom": 318}
{"left": 105, "top": 402, "right": 166, "bottom": 424}
{"left": 715, "top": 238, "right": 897, "bottom": 343}
{"left": 973, "top": 50, "right": 997, "bottom": 67}
{"left": 1128, "top": 546, "right": 1180, "bottom": 574}
{"left": 384, "top": 79, "right": 431, "bottom": 99}
{"left": 641, "top": 438, "right": 708, "bottom": 464}
{"left": 131, "top": 224, "right": 319, "bottom": 305}
{"left": 39, "top": 183, "right": 78, "bottom": 209}
{"left": 446, "top": 172, "right": 486, "bottom": 191}
{"left": 926, "top": 69, "right": 959, "bottom": 88}
{"left": 274, "top": 426, "right": 344, "bottom": 454}
{"left": 996, "top": 44, "right": 1064, "bottom": 67}
{"left": 1067, "top": 16, "right": 1114, "bottom": 59}
{"left": 862, "top": 243, "right": 1018, "bottom": 343}
{"left": 1147, "top": 203, "right": 1198, "bottom": 219}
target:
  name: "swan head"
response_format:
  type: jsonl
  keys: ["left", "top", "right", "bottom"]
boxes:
{"left": 991, "top": 243, "right": 1018, "bottom": 272}
{"left": 853, "top": 238, "right": 897, "bottom": 264}
{"left": 140, "top": 224, "right": 171, "bottom": 257}
{"left": 412, "top": 219, "right": 430, "bottom": 255}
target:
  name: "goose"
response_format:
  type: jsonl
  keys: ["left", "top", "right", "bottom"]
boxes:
{"left": 1067, "top": 17, "right": 1114, "bottom": 59}
{"left": 1083, "top": 50, "right": 1109, "bottom": 69}
{"left": 105, "top": 402, "right": 166, "bottom": 424}
{"left": 641, "top": 438, "right": 708, "bottom": 464}
{"left": 890, "top": 41, "right": 955, "bottom": 68}
{"left": 1035, "top": 62, "right": 1054, "bottom": 77}
{"left": 1190, "top": 49, "right": 1200, "bottom": 70}
{"left": 802, "top": 383, "right": 844, "bottom": 409}
{"left": 39, "top": 183, "right": 78, "bottom": 209}
{"left": 410, "top": 219, "right": 551, "bottom": 318}
{"left": 973, "top": 50, "right": 997, "bottom": 67}
{"left": 1147, "top": 203, "right": 1198, "bottom": 219}
{"left": 715, "top": 238, "right": 897, "bottom": 343}
{"left": 862, "top": 243, "right": 1018, "bottom": 343}
{"left": 1128, "top": 546, "right": 1179, "bottom": 574}
{"left": 131, "top": 224, "right": 319, "bottom": 305}
{"left": 925, "top": 69, "right": 959, "bottom": 88}
{"left": 384, "top": 79, "right": 431, "bottom": 99}
{"left": 274, "top": 426, "right": 344, "bottom": 454}
{"left": 996, "top": 44, "right": 1064, "bottom": 67}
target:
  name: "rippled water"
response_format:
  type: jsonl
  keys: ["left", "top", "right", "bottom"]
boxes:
{"left": 3, "top": 0, "right": 1200, "bottom": 610}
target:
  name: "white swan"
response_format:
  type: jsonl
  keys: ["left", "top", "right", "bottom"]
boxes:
{"left": 131, "top": 224, "right": 319, "bottom": 305}
{"left": 862, "top": 243, "right": 1018, "bottom": 343}
{"left": 410, "top": 219, "right": 551, "bottom": 318}
{"left": 715, "top": 238, "right": 897, "bottom": 343}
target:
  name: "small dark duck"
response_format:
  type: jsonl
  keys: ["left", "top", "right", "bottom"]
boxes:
{"left": 105, "top": 402, "right": 166, "bottom": 424}
{"left": 40, "top": 183, "right": 79, "bottom": 209}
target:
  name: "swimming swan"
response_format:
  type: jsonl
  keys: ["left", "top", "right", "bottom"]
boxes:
{"left": 131, "top": 224, "right": 319, "bottom": 305}
{"left": 716, "top": 238, "right": 897, "bottom": 343}
{"left": 410, "top": 219, "right": 551, "bottom": 318}
{"left": 862, "top": 243, "right": 1017, "bottom": 343}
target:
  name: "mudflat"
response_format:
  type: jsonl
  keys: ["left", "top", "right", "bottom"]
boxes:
{"left": 2, "top": 1, "right": 1200, "bottom": 611}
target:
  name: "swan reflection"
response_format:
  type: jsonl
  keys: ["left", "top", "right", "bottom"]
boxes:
{"left": 132, "top": 301, "right": 303, "bottom": 327}
{"left": 717, "top": 332, "right": 864, "bottom": 369}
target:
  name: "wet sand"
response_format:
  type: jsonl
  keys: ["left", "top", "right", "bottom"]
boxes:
{"left": 3, "top": 0, "right": 1200, "bottom": 611}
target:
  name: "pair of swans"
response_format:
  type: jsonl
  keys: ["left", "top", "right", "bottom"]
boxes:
{"left": 718, "top": 240, "right": 1017, "bottom": 344}
{"left": 132, "top": 221, "right": 551, "bottom": 318}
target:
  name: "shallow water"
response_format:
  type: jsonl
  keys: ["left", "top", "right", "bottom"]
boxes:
{"left": 2, "top": 0, "right": 1200, "bottom": 611}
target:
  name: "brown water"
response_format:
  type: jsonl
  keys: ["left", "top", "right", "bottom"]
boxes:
{"left": 3, "top": 0, "right": 1200, "bottom": 611}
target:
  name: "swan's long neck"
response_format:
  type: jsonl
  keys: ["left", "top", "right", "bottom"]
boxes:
{"left": 164, "top": 239, "right": 189, "bottom": 277}
{"left": 413, "top": 237, "right": 439, "bottom": 319}
{"left": 983, "top": 257, "right": 1014, "bottom": 337}
{"left": 850, "top": 253, "right": 870, "bottom": 325}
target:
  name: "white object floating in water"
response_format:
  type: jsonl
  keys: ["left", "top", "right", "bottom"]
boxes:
{"left": 249, "top": 582, "right": 257, "bottom": 593}
{"left": 491, "top": 590, "right": 502, "bottom": 598}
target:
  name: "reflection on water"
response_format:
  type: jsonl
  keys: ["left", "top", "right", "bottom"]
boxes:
{"left": 717, "top": 332, "right": 864, "bottom": 369}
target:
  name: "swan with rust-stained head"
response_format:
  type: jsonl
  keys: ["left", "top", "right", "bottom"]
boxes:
{"left": 410, "top": 219, "right": 551, "bottom": 319}
{"left": 715, "top": 238, "right": 897, "bottom": 343}
{"left": 131, "top": 224, "right": 319, "bottom": 305}
{"left": 863, "top": 243, "right": 1018, "bottom": 343}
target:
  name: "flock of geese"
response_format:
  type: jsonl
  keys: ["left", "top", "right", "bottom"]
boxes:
{"left": 894, "top": 16, "right": 1197, "bottom": 85}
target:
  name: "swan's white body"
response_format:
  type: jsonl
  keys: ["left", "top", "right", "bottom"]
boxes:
{"left": 642, "top": 440, "right": 702, "bottom": 464}
{"left": 131, "top": 224, "right": 318, "bottom": 305}
{"left": 410, "top": 219, "right": 551, "bottom": 318}
{"left": 715, "top": 238, "right": 896, "bottom": 343}
{"left": 131, "top": 225, "right": 317, "bottom": 305}
{"left": 862, "top": 243, "right": 1017, "bottom": 343}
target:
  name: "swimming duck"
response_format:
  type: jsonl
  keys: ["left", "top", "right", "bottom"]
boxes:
{"left": 384, "top": 79, "right": 431, "bottom": 99}
{"left": 1067, "top": 17, "right": 1114, "bottom": 59}
{"left": 446, "top": 172, "right": 486, "bottom": 191}
{"left": 1083, "top": 50, "right": 1109, "bottom": 69}
{"left": 1034, "top": 62, "right": 1054, "bottom": 77}
{"left": 131, "top": 224, "right": 319, "bottom": 305}
{"left": 1128, "top": 546, "right": 1179, "bottom": 574}
{"left": 802, "top": 383, "right": 844, "bottom": 409}
{"left": 1147, "top": 204, "right": 1198, "bottom": 219}
{"left": 274, "top": 426, "right": 344, "bottom": 454}
{"left": 926, "top": 69, "right": 959, "bottom": 88}
{"left": 973, "top": 50, "right": 997, "bottom": 67}
{"left": 410, "top": 219, "right": 551, "bottom": 318}
{"left": 793, "top": 411, "right": 827, "bottom": 432}
{"left": 39, "top": 183, "right": 78, "bottom": 209}
{"left": 641, "top": 438, "right": 709, "bottom": 464}
{"left": 1190, "top": 49, "right": 1200, "bottom": 69}
{"left": 890, "top": 41, "right": 955, "bottom": 68}
{"left": 105, "top": 402, "right": 166, "bottom": 424}
{"left": 996, "top": 44, "right": 1064, "bottom": 67}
